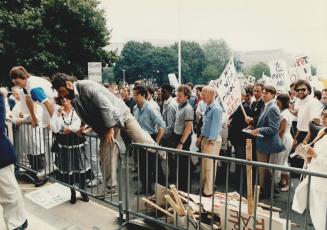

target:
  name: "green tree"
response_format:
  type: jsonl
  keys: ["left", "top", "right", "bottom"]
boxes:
{"left": 201, "top": 39, "right": 232, "bottom": 83}
{"left": 171, "top": 41, "right": 205, "bottom": 84}
{"left": 244, "top": 62, "right": 271, "bottom": 80}
{"left": 0, "top": 0, "right": 115, "bottom": 85}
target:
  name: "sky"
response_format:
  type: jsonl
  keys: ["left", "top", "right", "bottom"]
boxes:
{"left": 99, "top": 0, "right": 327, "bottom": 76}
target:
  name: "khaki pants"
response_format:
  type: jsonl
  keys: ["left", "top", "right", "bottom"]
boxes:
{"left": 200, "top": 137, "right": 222, "bottom": 196}
{"left": 0, "top": 165, "right": 26, "bottom": 230}
{"left": 99, "top": 128, "right": 120, "bottom": 188}
{"left": 121, "top": 113, "right": 156, "bottom": 145}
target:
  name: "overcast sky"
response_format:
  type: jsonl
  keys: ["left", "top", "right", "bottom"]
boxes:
{"left": 99, "top": 0, "right": 327, "bottom": 76}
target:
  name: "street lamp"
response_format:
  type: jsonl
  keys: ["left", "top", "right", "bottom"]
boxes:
{"left": 122, "top": 69, "right": 126, "bottom": 86}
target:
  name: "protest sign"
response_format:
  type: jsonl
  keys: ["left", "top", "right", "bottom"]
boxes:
{"left": 295, "top": 56, "right": 311, "bottom": 80}
{"left": 248, "top": 75, "right": 256, "bottom": 84}
{"left": 168, "top": 73, "right": 179, "bottom": 88}
{"left": 269, "top": 60, "right": 289, "bottom": 92}
{"left": 288, "top": 67, "right": 298, "bottom": 83}
{"left": 88, "top": 62, "right": 102, "bottom": 82}
{"left": 209, "top": 58, "right": 242, "bottom": 117}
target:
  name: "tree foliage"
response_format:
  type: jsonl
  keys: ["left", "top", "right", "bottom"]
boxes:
{"left": 0, "top": 0, "right": 115, "bottom": 85}
{"left": 244, "top": 62, "right": 271, "bottom": 80}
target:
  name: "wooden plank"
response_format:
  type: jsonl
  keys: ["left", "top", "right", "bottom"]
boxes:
{"left": 246, "top": 139, "right": 253, "bottom": 215}
{"left": 170, "top": 185, "right": 186, "bottom": 216}
{"left": 142, "top": 197, "right": 174, "bottom": 217}
{"left": 164, "top": 195, "right": 185, "bottom": 216}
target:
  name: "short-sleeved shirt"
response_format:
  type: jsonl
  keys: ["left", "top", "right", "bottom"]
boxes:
{"left": 174, "top": 102, "right": 194, "bottom": 135}
{"left": 297, "top": 96, "right": 322, "bottom": 132}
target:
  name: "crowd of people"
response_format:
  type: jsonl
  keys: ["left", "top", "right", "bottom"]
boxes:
{"left": 1, "top": 65, "right": 327, "bottom": 230}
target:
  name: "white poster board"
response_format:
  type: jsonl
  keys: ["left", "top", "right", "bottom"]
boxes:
{"left": 295, "top": 56, "right": 311, "bottom": 80}
{"left": 88, "top": 62, "right": 102, "bottom": 82}
{"left": 248, "top": 75, "right": 256, "bottom": 84}
{"left": 288, "top": 67, "right": 298, "bottom": 83}
{"left": 209, "top": 57, "right": 242, "bottom": 117}
{"left": 269, "top": 60, "right": 289, "bottom": 92}
{"left": 168, "top": 73, "right": 179, "bottom": 88}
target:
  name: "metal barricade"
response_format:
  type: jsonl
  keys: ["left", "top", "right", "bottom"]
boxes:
{"left": 12, "top": 123, "right": 125, "bottom": 223}
{"left": 123, "top": 143, "right": 327, "bottom": 230}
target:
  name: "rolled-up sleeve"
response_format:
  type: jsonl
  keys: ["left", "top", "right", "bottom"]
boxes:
{"left": 209, "top": 108, "right": 222, "bottom": 140}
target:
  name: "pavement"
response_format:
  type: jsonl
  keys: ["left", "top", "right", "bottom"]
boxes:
{"left": 0, "top": 180, "right": 120, "bottom": 230}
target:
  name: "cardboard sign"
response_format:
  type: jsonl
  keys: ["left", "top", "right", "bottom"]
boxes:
{"left": 295, "top": 56, "right": 311, "bottom": 80}
{"left": 220, "top": 205, "right": 288, "bottom": 230}
{"left": 269, "top": 60, "right": 290, "bottom": 92}
{"left": 168, "top": 73, "right": 179, "bottom": 88}
{"left": 248, "top": 75, "right": 256, "bottom": 84}
{"left": 88, "top": 62, "right": 102, "bottom": 82}
{"left": 288, "top": 67, "right": 298, "bottom": 83}
{"left": 210, "top": 58, "right": 242, "bottom": 117}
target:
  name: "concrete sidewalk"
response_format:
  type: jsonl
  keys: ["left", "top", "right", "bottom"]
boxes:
{"left": 1, "top": 181, "right": 120, "bottom": 230}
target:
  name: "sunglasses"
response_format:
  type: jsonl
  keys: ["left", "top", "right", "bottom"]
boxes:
{"left": 296, "top": 88, "right": 307, "bottom": 92}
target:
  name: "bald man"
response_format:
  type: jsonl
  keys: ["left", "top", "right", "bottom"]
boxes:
{"left": 196, "top": 86, "right": 223, "bottom": 196}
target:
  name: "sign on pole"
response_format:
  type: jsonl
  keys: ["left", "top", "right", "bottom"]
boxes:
{"left": 269, "top": 60, "right": 289, "bottom": 92}
{"left": 168, "top": 73, "right": 179, "bottom": 88}
{"left": 288, "top": 67, "right": 299, "bottom": 83}
{"left": 209, "top": 57, "right": 242, "bottom": 117}
{"left": 248, "top": 75, "right": 256, "bottom": 84}
{"left": 88, "top": 62, "right": 102, "bottom": 82}
{"left": 295, "top": 56, "right": 311, "bottom": 80}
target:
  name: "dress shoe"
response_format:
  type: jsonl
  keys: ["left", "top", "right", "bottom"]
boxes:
{"left": 34, "top": 178, "right": 48, "bottom": 187}
{"left": 81, "top": 193, "right": 89, "bottom": 202}
{"left": 14, "top": 220, "right": 28, "bottom": 230}
{"left": 70, "top": 189, "right": 77, "bottom": 204}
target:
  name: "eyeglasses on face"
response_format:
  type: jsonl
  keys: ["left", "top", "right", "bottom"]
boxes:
{"left": 296, "top": 88, "right": 307, "bottom": 92}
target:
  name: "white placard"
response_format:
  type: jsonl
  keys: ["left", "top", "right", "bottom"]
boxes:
{"left": 288, "top": 67, "right": 298, "bottom": 83}
{"left": 209, "top": 57, "right": 242, "bottom": 117}
{"left": 168, "top": 73, "right": 179, "bottom": 88}
{"left": 269, "top": 60, "right": 290, "bottom": 92}
{"left": 248, "top": 75, "right": 256, "bottom": 84}
{"left": 295, "top": 56, "right": 311, "bottom": 80}
{"left": 25, "top": 183, "right": 71, "bottom": 209}
{"left": 88, "top": 62, "right": 102, "bottom": 82}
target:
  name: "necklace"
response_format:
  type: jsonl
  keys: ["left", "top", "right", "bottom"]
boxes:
{"left": 62, "top": 108, "right": 74, "bottom": 126}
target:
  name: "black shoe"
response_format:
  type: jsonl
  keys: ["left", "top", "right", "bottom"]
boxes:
{"left": 34, "top": 178, "right": 48, "bottom": 187}
{"left": 14, "top": 220, "right": 28, "bottom": 230}
{"left": 135, "top": 188, "right": 154, "bottom": 195}
{"left": 70, "top": 190, "right": 77, "bottom": 204}
{"left": 81, "top": 193, "right": 89, "bottom": 202}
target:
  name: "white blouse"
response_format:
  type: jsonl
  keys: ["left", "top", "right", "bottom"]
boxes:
{"left": 50, "top": 106, "right": 81, "bottom": 134}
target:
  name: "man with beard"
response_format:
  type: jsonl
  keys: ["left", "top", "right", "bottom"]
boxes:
{"left": 321, "top": 88, "right": 327, "bottom": 110}
{"left": 291, "top": 80, "right": 322, "bottom": 169}
{"left": 51, "top": 73, "right": 157, "bottom": 197}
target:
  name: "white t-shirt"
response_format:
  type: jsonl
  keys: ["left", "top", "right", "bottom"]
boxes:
{"left": 297, "top": 96, "right": 322, "bottom": 132}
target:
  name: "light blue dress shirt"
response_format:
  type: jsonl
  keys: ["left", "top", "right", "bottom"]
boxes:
{"left": 133, "top": 101, "right": 166, "bottom": 135}
{"left": 201, "top": 101, "right": 223, "bottom": 140}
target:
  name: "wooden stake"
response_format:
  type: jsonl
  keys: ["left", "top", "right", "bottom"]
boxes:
{"left": 170, "top": 185, "right": 186, "bottom": 216}
{"left": 164, "top": 195, "right": 185, "bottom": 216}
{"left": 142, "top": 197, "right": 174, "bottom": 217}
{"left": 240, "top": 103, "right": 248, "bottom": 118}
{"left": 246, "top": 139, "right": 253, "bottom": 215}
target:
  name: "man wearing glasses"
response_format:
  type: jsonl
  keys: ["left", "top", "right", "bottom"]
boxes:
{"left": 291, "top": 80, "right": 322, "bottom": 169}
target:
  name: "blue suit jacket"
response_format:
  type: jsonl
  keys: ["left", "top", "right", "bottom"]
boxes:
{"left": 256, "top": 101, "right": 285, "bottom": 154}
{"left": 0, "top": 95, "right": 17, "bottom": 169}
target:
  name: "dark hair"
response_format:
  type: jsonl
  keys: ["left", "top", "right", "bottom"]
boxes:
{"left": 9, "top": 66, "right": 29, "bottom": 79}
{"left": 147, "top": 86, "right": 155, "bottom": 96}
{"left": 294, "top": 79, "right": 312, "bottom": 94}
{"left": 253, "top": 83, "right": 264, "bottom": 90}
{"left": 161, "top": 84, "right": 174, "bottom": 94}
{"left": 314, "top": 90, "right": 322, "bottom": 100}
{"left": 290, "top": 82, "right": 295, "bottom": 88}
{"left": 177, "top": 85, "right": 192, "bottom": 99}
{"left": 196, "top": 86, "right": 203, "bottom": 92}
{"left": 187, "top": 82, "right": 194, "bottom": 90}
{"left": 52, "top": 73, "right": 77, "bottom": 90}
{"left": 276, "top": 94, "right": 290, "bottom": 110}
{"left": 133, "top": 85, "right": 148, "bottom": 98}
{"left": 245, "top": 86, "right": 253, "bottom": 96}
{"left": 263, "top": 85, "right": 277, "bottom": 96}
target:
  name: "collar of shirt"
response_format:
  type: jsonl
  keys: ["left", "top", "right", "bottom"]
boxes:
{"left": 298, "top": 95, "right": 311, "bottom": 105}
{"left": 164, "top": 96, "right": 173, "bottom": 105}
{"left": 178, "top": 101, "right": 188, "bottom": 109}
{"left": 264, "top": 99, "right": 274, "bottom": 107}
{"left": 73, "top": 82, "right": 79, "bottom": 97}
{"left": 137, "top": 100, "right": 148, "bottom": 112}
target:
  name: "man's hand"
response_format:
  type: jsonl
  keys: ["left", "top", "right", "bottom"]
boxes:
{"left": 104, "top": 128, "right": 115, "bottom": 145}
{"left": 19, "top": 112, "right": 24, "bottom": 118}
{"left": 245, "top": 116, "right": 253, "bottom": 125}
{"left": 176, "top": 143, "right": 183, "bottom": 150}
{"left": 250, "top": 128, "right": 260, "bottom": 137}
{"left": 31, "top": 117, "right": 38, "bottom": 128}
{"left": 196, "top": 136, "right": 203, "bottom": 147}
{"left": 306, "top": 146, "right": 316, "bottom": 163}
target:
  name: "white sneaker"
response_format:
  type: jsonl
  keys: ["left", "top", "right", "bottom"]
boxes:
{"left": 87, "top": 179, "right": 102, "bottom": 188}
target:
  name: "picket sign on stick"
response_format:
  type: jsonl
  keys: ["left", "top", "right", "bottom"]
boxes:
{"left": 246, "top": 139, "right": 253, "bottom": 215}
{"left": 240, "top": 103, "right": 248, "bottom": 118}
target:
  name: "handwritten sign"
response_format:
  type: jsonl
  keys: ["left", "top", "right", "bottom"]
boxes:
{"left": 168, "top": 73, "right": 179, "bottom": 88}
{"left": 210, "top": 57, "right": 242, "bottom": 117}
{"left": 88, "top": 62, "right": 102, "bottom": 82}
{"left": 220, "top": 205, "right": 288, "bottom": 230}
{"left": 269, "top": 60, "right": 289, "bottom": 92}
{"left": 295, "top": 56, "right": 311, "bottom": 80}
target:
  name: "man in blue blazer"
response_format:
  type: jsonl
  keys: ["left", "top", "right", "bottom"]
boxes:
{"left": 0, "top": 94, "right": 27, "bottom": 230}
{"left": 250, "top": 85, "right": 285, "bottom": 197}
